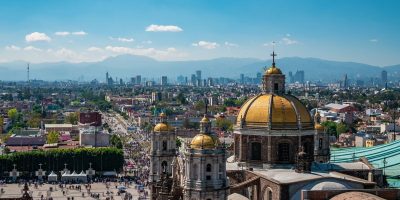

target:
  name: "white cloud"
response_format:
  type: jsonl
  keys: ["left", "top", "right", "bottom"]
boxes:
{"left": 71, "top": 31, "right": 87, "bottom": 36}
{"left": 370, "top": 39, "right": 378, "bottom": 42}
{"left": 105, "top": 45, "right": 186, "bottom": 60}
{"left": 23, "top": 46, "right": 42, "bottom": 51}
{"left": 5, "top": 45, "right": 21, "bottom": 51}
{"left": 87, "top": 47, "right": 103, "bottom": 52}
{"left": 145, "top": 24, "right": 183, "bottom": 32}
{"left": 192, "top": 41, "right": 219, "bottom": 49}
{"left": 286, "top": 33, "right": 291, "bottom": 37}
{"left": 281, "top": 37, "right": 298, "bottom": 45}
{"left": 110, "top": 37, "right": 134, "bottom": 42}
{"left": 25, "top": 32, "right": 51, "bottom": 42}
{"left": 224, "top": 42, "right": 238, "bottom": 47}
{"left": 263, "top": 42, "right": 275, "bottom": 47}
{"left": 55, "top": 31, "right": 70, "bottom": 36}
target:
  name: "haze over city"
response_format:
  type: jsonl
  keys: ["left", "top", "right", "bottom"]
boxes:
{"left": 1, "top": 1, "right": 400, "bottom": 200}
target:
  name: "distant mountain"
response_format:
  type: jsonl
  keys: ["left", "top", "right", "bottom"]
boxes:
{"left": 0, "top": 54, "right": 397, "bottom": 81}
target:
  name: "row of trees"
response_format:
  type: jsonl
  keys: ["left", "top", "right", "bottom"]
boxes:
{"left": 0, "top": 148, "right": 124, "bottom": 176}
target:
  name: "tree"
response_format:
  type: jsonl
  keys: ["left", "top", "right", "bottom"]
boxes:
{"left": 176, "top": 93, "right": 187, "bottom": 105}
{"left": 7, "top": 108, "right": 18, "bottom": 122}
{"left": 336, "top": 123, "right": 348, "bottom": 135}
{"left": 194, "top": 101, "right": 205, "bottom": 112}
{"left": 216, "top": 117, "right": 233, "bottom": 132}
{"left": 27, "top": 113, "right": 41, "bottom": 128}
{"left": 321, "top": 121, "right": 337, "bottom": 136}
{"left": 3, "top": 147, "right": 10, "bottom": 154}
{"left": 47, "top": 131, "right": 59, "bottom": 144}
{"left": 110, "top": 134, "right": 123, "bottom": 149}
{"left": 65, "top": 112, "right": 79, "bottom": 125}
{"left": 176, "top": 138, "right": 182, "bottom": 148}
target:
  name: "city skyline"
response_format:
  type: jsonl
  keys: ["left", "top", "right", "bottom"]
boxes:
{"left": 0, "top": 0, "right": 399, "bottom": 66}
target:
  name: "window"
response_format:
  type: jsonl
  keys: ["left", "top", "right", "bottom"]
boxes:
{"left": 162, "top": 141, "right": 167, "bottom": 151}
{"left": 206, "top": 164, "right": 212, "bottom": 172}
{"left": 319, "top": 138, "right": 323, "bottom": 149}
{"left": 274, "top": 83, "right": 279, "bottom": 92}
{"left": 206, "top": 176, "right": 211, "bottom": 180}
{"left": 161, "top": 161, "right": 168, "bottom": 173}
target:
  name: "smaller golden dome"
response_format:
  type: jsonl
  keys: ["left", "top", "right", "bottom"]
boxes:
{"left": 159, "top": 112, "right": 166, "bottom": 118}
{"left": 265, "top": 66, "right": 282, "bottom": 75}
{"left": 315, "top": 123, "right": 324, "bottom": 131}
{"left": 154, "top": 123, "right": 172, "bottom": 132}
{"left": 190, "top": 134, "right": 219, "bottom": 149}
{"left": 201, "top": 116, "right": 210, "bottom": 123}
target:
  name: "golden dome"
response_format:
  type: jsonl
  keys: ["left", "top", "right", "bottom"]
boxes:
{"left": 265, "top": 66, "right": 282, "bottom": 75}
{"left": 314, "top": 123, "right": 324, "bottom": 131}
{"left": 154, "top": 122, "right": 173, "bottom": 132}
{"left": 201, "top": 116, "right": 210, "bottom": 123}
{"left": 159, "top": 112, "right": 166, "bottom": 118}
{"left": 190, "top": 133, "right": 219, "bottom": 149}
{"left": 236, "top": 94, "right": 313, "bottom": 130}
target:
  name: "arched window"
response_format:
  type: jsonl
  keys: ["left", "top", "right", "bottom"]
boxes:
{"left": 319, "top": 138, "right": 323, "bottom": 149}
{"left": 206, "top": 164, "right": 212, "bottom": 172}
{"left": 162, "top": 141, "right": 167, "bottom": 151}
{"left": 274, "top": 83, "right": 279, "bottom": 92}
{"left": 161, "top": 161, "right": 168, "bottom": 173}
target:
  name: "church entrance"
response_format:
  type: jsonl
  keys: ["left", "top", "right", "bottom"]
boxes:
{"left": 251, "top": 142, "right": 262, "bottom": 161}
{"left": 278, "top": 143, "right": 290, "bottom": 162}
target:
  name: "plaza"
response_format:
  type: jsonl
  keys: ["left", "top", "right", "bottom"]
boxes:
{"left": 0, "top": 182, "right": 149, "bottom": 200}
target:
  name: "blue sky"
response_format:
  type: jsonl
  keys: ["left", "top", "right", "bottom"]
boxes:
{"left": 0, "top": 0, "right": 399, "bottom": 66}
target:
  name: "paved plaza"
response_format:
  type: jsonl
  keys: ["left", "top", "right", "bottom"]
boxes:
{"left": 0, "top": 182, "right": 149, "bottom": 200}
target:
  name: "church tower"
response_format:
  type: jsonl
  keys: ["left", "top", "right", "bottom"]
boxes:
{"left": 183, "top": 115, "right": 229, "bottom": 200}
{"left": 262, "top": 51, "right": 285, "bottom": 94}
{"left": 150, "top": 113, "right": 177, "bottom": 200}
{"left": 313, "top": 111, "right": 330, "bottom": 163}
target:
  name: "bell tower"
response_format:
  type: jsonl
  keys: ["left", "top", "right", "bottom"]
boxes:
{"left": 313, "top": 111, "right": 330, "bottom": 163}
{"left": 262, "top": 51, "right": 285, "bottom": 94}
{"left": 150, "top": 113, "right": 177, "bottom": 200}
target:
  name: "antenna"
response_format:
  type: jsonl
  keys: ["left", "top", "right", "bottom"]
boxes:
{"left": 27, "top": 63, "right": 30, "bottom": 83}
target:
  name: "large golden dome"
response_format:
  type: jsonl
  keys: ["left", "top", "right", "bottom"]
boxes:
{"left": 154, "top": 122, "right": 173, "bottom": 132}
{"left": 190, "top": 133, "right": 219, "bottom": 149}
{"left": 236, "top": 94, "right": 313, "bottom": 130}
{"left": 265, "top": 66, "right": 282, "bottom": 75}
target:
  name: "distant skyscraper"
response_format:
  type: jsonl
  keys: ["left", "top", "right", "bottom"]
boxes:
{"left": 289, "top": 71, "right": 294, "bottom": 83}
{"left": 196, "top": 70, "right": 202, "bottom": 82}
{"left": 240, "top": 73, "right": 244, "bottom": 84}
{"left": 294, "top": 70, "right": 305, "bottom": 83}
{"left": 191, "top": 74, "right": 196, "bottom": 86}
{"left": 381, "top": 70, "right": 388, "bottom": 87}
{"left": 161, "top": 76, "right": 168, "bottom": 86}
{"left": 343, "top": 74, "right": 348, "bottom": 88}
{"left": 136, "top": 75, "right": 141, "bottom": 85}
{"left": 106, "top": 72, "right": 109, "bottom": 84}
{"left": 131, "top": 77, "right": 136, "bottom": 85}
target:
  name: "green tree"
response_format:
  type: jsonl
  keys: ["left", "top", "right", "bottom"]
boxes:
{"left": 336, "top": 123, "right": 349, "bottom": 135}
{"left": 216, "top": 117, "right": 233, "bottom": 132}
{"left": 176, "top": 138, "right": 182, "bottom": 148}
{"left": 65, "top": 112, "right": 79, "bottom": 125}
{"left": 194, "top": 100, "right": 205, "bottom": 111}
{"left": 7, "top": 108, "right": 18, "bottom": 122}
{"left": 47, "top": 131, "right": 59, "bottom": 144}
{"left": 110, "top": 134, "right": 123, "bottom": 149}
{"left": 321, "top": 121, "right": 337, "bottom": 136}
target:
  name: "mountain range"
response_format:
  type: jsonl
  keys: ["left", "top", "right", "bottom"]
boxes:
{"left": 0, "top": 54, "right": 399, "bottom": 82}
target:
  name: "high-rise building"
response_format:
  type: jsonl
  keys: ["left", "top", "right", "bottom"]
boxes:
{"left": 294, "top": 70, "right": 305, "bottom": 83}
{"left": 343, "top": 74, "right": 348, "bottom": 88}
{"left": 191, "top": 74, "right": 196, "bottom": 86}
{"left": 106, "top": 72, "right": 109, "bottom": 84}
{"left": 240, "top": 73, "right": 244, "bottom": 84}
{"left": 289, "top": 71, "right": 294, "bottom": 83}
{"left": 381, "top": 70, "right": 388, "bottom": 87}
{"left": 161, "top": 76, "right": 168, "bottom": 86}
{"left": 130, "top": 77, "right": 136, "bottom": 85}
{"left": 196, "top": 70, "right": 202, "bottom": 82}
{"left": 136, "top": 75, "right": 141, "bottom": 85}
